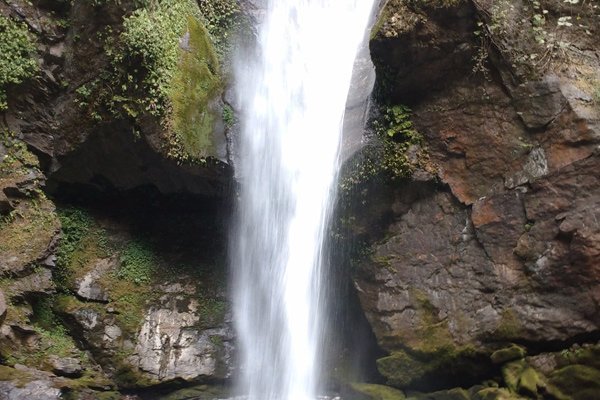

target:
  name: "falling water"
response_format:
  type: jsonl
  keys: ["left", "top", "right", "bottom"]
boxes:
{"left": 231, "top": 1, "right": 375, "bottom": 399}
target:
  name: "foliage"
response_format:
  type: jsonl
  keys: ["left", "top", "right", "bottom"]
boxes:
{"left": 198, "top": 0, "right": 242, "bottom": 53}
{"left": 53, "top": 207, "right": 110, "bottom": 292}
{"left": 0, "top": 15, "right": 38, "bottom": 110}
{"left": 472, "top": 0, "right": 599, "bottom": 79}
{"left": 166, "top": 15, "right": 221, "bottom": 161}
{"left": 55, "top": 207, "right": 95, "bottom": 289}
{"left": 339, "top": 105, "right": 425, "bottom": 195}
{"left": 117, "top": 240, "right": 156, "bottom": 284}
{"left": 83, "top": 0, "right": 223, "bottom": 162}
{"left": 198, "top": 296, "right": 227, "bottom": 328}
{"left": 109, "top": 0, "right": 202, "bottom": 117}
{"left": 0, "top": 130, "right": 39, "bottom": 176}
{"left": 222, "top": 103, "right": 235, "bottom": 127}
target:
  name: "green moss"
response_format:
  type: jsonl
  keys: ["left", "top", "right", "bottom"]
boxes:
{"left": 0, "top": 15, "right": 38, "bottom": 110}
{"left": 198, "top": 296, "right": 227, "bottom": 328}
{"left": 493, "top": 310, "right": 523, "bottom": 340}
{"left": 339, "top": 104, "right": 427, "bottom": 196}
{"left": 491, "top": 344, "right": 526, "bottom": 364}
{"left": 55, "top": 207, "right": 109, "bottom": 291}
{"left": 117, "top": 239, "right": 157, "bottom": 284}
{"left": 351, "top": 383, "right": 406, "bottom": 400}
{"left": 167, "top": 15, "right": 221, "bottom": 161}
{"left": 472, "top": 387, "right": 524, "bottom": 400}
{"left": 516, "top": 367, "right": 540, "bottom": 397}
{"left": 549, "top": 365, "right": 600, "bottom": 400}
{"left": 0, "top": 365, "right": 33, "bottom": 387}
{"left": 2, "top": 295, "right": 84, "bottom": 369}
{"left": 502, "top": 360, "right": 526, "bottom": 392}
{"left": 376, "top": 345, "right": 481, "bottom": 388}
{"left": 95, "top": 0, "right": 223, "bottom": 163}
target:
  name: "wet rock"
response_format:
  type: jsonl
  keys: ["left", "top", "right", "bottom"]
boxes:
{"left": 349, "top": 383, "right": 405, "bottom": 400}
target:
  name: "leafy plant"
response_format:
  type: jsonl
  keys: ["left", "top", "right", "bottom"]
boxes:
{"left": 0, "top": 15, "right": 38, "bottom": 110}
{"left": 117, "top": 240, "right": 156, "bottom": 285}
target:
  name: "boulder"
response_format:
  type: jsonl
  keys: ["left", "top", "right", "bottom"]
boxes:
{"left": 0, "top": 290, "right": 6, "bottom": 323}
{"left": 49, "top": 355, "right": 83, "bottom": 378}
{"left": 0, "top": 380, "right": 61, "bottom": 400}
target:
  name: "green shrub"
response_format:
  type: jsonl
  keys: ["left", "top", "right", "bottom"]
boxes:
{"left": 96, "top": 0, "right": 222, "bottom": 162}
{"left": 55, "top": 208, "right": 94, "bottom": 288}
{"left": 339, "top": 104, "right": 425, "bottom": 195}
{"left": 0, "top": 15, "right": 38, "bottom": 110}
{"left": 117, "top": 240, "right": 156, "bottom": 284}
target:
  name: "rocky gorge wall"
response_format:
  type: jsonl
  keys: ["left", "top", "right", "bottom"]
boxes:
{"left": 341, "top": 0, "right": 600, "bottom": 399}
{"left": 0, "top": 0, "right": 598, "bottom": 399}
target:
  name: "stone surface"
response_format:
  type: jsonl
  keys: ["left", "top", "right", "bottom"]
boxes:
{"left": 0, "top": 289, "right": 6, "bottom": 322}
{"left": 512, "top": 76, "right": 568, "bottom": 129}
{"left": 490, "top": 345, "right": 526, "bottom": 365}
{"left": 130, "top": 306, "right": 233, "bottom": 382}
{"left": 0, "top": 380, "right": 61, "bottom": 400}
{"left": 350, "top": 0, "right": 600, "bottom": 392}
{"left": 75, "top": 258, "right": 115, "bottom": 302}
{"left": 49, "top": 355, "right": 83, "bottom": 378}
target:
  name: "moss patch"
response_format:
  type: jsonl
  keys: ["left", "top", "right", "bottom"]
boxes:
{"left": 0, "top": 15, "right": 38, "bottom": 110}
{"left": 492, "top": 309, "right": 523, "bottom": 340}
{"left": 549, "top": 365, "right": 600, "bottom": 400}
{"left": 351, "top": 383, "right": 406, "bottom": 400}
{"left": 166, "top": 15, "right": 221, "bottom": 161}
{"left": 491, "top": 344, "right": 526, "bottom": 364}
{"left": 339, "top": 104, "right": 431, "bottom": 197}
{"left": 84, "top": 0, "right": 224, "bottom": 163}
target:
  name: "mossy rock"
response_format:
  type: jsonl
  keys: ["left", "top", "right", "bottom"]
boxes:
{"left": 377, "top": 346, "right": 487, "bottom": 390}
{"left": 501, "top": 360, "right": 526, "bottom": 392}
{"left": 407, "top": 387, "right": 470, "bottom": 400}
{"left": 472, "top": 387, "right": 525, "bottom": 400}
{"left": 490, "top": 344, "right": 526, "bottom": 364}
{"left": 0, "top": 365, "right": 34, "bottom": 386}
{"left": 516, "top": 367, "right": 541, "bottom": 397}
{"left": 350, "top": 383, "right": 406, "bottom": 400}
{"left": 155, "top": 384, "right": 228, "bottom": 400}
{"left": 549, "top": 364, "right": 600, "bottom": 400}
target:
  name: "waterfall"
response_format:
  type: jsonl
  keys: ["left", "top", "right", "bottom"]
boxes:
{"left": 231, "top": 1, "right": 376, "bottom": 399}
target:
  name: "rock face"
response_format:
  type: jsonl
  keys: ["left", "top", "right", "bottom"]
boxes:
{"left": 0, "top": 0, "right": 238, "bottom": 396}
{"left": 131, "top": 299, "right": 234, "bottom": 382}
{"left": 345, "top": 0, "right": 600, "bottom": 395}
{"left": 0, "top": 380, "right": 62, "bottom": 400}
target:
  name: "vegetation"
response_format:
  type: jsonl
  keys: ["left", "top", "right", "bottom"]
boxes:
{"left": 117, "top": 239, "right": 157, "bottom": 284}
{"left": 0, "top": 15, "right": 38, "bottom": 110}
{"left": 472, "top": 0, "right": 599, "bottom": 79}
{"left": 339, "top": 104, "right": 427, "bottom": 196}
{"left": 55, "top": 207, "right": 100, "bottom": 290}
{"left": 166, "top": 15, "right": 221, "bottom": 161}
{"left": 198, "top": 0, "right": 243, "bottom": 54}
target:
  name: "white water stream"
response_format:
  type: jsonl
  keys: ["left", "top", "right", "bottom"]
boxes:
{"left": 231, "top": 1, "right": 376, "bottom": 399}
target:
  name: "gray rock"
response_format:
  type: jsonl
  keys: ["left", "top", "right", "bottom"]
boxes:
{"left": 512, "top": 75, "right": 568, "bottom": 129}
{"left": 49, "top": 355, "right": 83, "bottom": 377}
{"left": 505, "top": 147, "right": 549, "bottom": 189}
{"left": 75, "top": 258, "right": 115, "bottom": 302}
{"left": 129, "top": 304, "right": 234, "bottom": 382}
{"left": 0, "top": 380, "right": 61, "bottom": 400}
{"left": 0, "top": 289, "right": 6, "bottom": 322}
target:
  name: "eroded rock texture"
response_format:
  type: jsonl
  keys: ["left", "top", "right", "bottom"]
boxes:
{"left": 346, "top": 0, "right": 600, "bottom": 395}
